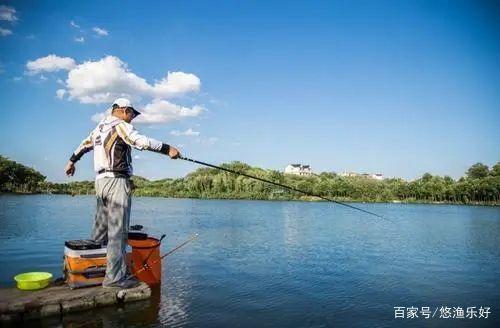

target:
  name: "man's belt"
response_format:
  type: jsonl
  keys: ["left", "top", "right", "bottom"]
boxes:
{"left": 97, "top": 169, "right": 130, "bottom": 178}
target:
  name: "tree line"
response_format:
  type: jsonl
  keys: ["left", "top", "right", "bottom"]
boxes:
{"left": 1, "top": 155, "right": 499, "bottom": 205}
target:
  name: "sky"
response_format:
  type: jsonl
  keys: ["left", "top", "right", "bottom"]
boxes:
{"left": 0, "top": 0, "right": 499, "bottom": 182}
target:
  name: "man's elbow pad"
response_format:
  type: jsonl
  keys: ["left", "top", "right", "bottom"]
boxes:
{"left": 159, "top": 143, "right": 170, "bottom": 155}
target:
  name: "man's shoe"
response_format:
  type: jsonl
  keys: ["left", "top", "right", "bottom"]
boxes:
{"left": 103, "top": 276, "right": 140, "bottom": 289}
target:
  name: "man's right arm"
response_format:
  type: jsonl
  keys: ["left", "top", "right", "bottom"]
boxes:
{"left": 69, "top": 132, "right": 94, "bottom": 163}
{"left": 65, "top": 132, "right": 94, "bottom": 176}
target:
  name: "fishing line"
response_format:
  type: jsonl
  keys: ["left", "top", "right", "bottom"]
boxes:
{"left": 179, "top": 156, "right": 394, "bottom": 223}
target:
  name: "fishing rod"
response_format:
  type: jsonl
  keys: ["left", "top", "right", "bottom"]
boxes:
{"left": 179, "top": 156, "right": 393, "bottom": 223}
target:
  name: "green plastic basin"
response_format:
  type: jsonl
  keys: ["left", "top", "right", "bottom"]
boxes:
{"left": 14, "top": 272, "right": 53, "bottom": 290}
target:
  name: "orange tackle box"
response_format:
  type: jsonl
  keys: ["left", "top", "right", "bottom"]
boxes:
{"left": 63, "top": 239, "right": 107, "bottom": 289}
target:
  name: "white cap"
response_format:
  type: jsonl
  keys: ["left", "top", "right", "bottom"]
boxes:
{"left": 113, "top": 97, "right": 132, "bottom": 108}
{"left": 112, "top": 98, "right": 141, "bottom": 117}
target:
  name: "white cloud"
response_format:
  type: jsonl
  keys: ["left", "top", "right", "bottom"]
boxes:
{"left": 74, "top": 36, "right": 85, "bottom": 43}
{"left": 91, "top": 100, "right": 204, "bottom": 124}
{"left": 170, "top": 128, "right": 200, "bottom": 137}
{"left": 56, "top": 89, "right": 66, "bottom": 99}
{"left": 151, "top": 71, "right": 201, "bottom": 97}
{"left": 93, "top": 27, "right": 108, "bottom": 36}
{"left": 133, "top": 155, "right": 141, "bottom": 160}
{"left": 13, "top": 76, "right": 22, "bottom": 81}
{"left": 66, "top": 56, "right": 150, "bottom": 104}
{"left": 26, "top": 54, "right": 205, "bottom": 124}
{"left": 135, "top": 99, "right": 204, "bottom": 124}
{"left": 0, "top": 27, "right": 12, "bottom": 36}
{"left": 64, "top": 55, "right": 201, "bottom": 103}
{"left": 70, "top": 20, "right": 80, "bottom": 29}
{"left": 26, "top": 54, "right": 76, "bottom": 74}
{"left": 0, "top": 5, "right": 18, "bottom": 22}
{"left": 193, "top": 136, "right": 219, "bottom": 145}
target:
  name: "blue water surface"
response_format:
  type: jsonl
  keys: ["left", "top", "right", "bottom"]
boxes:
{"left": 0, "top": 195, "right": 498, "bottom": 327}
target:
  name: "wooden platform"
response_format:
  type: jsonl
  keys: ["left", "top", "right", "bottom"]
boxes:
{"left": 0, "top": 282, "right": 151, "bottom": 322}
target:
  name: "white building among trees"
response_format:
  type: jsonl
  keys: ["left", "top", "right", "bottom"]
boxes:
{"left": 284, "top": 164, "right": 313, "bottom": 176}
{"left": 340, "top": 171, "right": 384, "bottom": 180}
{"left": 370, "top": 173, "right": 384, "bottom": 180}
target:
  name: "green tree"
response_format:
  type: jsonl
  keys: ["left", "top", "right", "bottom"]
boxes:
{"left": 467, "top": 163, "right": 489, "bottom": 179}
{"left": 490, "top": 162, "right": 500, "bottom": 177}
{"left": 0, "top": 155, "right": 46, "bottom": 193}
{"left": 1, "top": 153, "right": 499, "bottom": 205}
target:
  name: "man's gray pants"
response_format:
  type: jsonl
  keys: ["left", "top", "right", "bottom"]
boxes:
{"left": 91, "top": 177, "right": 131, "bottom": 286}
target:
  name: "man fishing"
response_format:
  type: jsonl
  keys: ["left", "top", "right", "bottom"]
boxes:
{"left": 64, "top": 98, "right": 180, "bottom": 288}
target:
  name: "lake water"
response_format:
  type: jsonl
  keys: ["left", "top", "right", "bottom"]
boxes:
{"left": 0, "top": 195, "right": 499, "bottom": 327}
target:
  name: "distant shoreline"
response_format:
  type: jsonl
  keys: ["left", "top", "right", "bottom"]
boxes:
{"left": 1, "top": 191, "right": 498, "bottom": 207}
{"left": 2, "top": 155, "right": 499, "bottom": 206}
